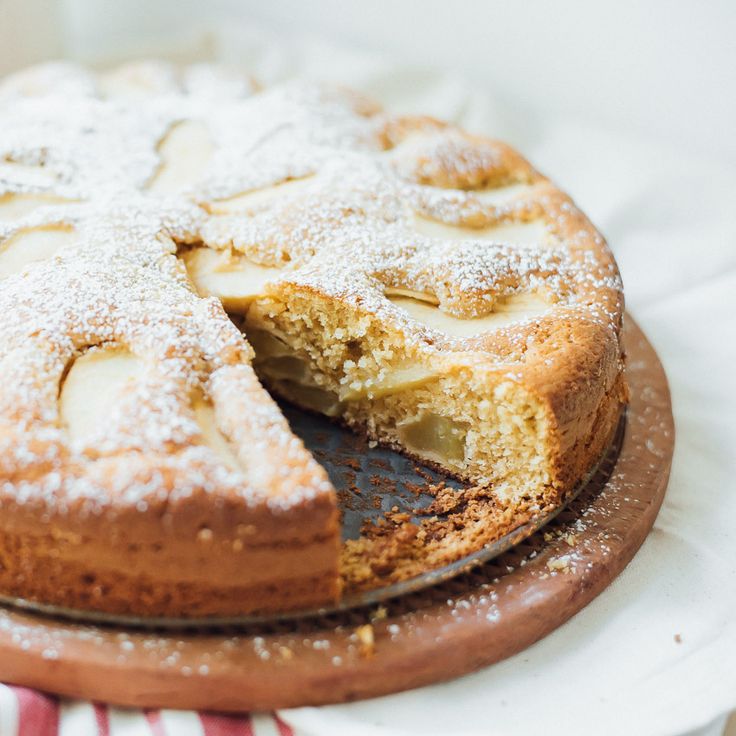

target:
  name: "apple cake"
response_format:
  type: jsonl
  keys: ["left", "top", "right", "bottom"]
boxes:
{"left": 0, "top": 60, "right": 625, "bottom": 618}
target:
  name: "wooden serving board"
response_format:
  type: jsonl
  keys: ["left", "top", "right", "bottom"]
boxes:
{"left": 0, "top": 315, "right": 673, "bottom": 710}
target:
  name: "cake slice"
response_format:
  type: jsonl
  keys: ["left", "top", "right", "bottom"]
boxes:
{"left": 0, "top": 215, "right": 339, "bottom": 618}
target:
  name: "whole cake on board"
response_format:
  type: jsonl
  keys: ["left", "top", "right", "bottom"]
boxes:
{"left": 0, "top": 60, "right": 626, "bottom": 618}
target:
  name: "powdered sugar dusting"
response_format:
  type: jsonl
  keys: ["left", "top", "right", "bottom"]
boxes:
{"left": 0, "top": 60, "right": 622, "bottom": 512}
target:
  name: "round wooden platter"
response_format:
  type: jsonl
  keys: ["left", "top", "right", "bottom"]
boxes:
{"left": 0, "top": 315, "right": 673, "bottom": 711}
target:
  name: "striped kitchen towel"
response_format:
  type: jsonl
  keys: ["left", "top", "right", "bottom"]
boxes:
{"left": 0, "top": 685, "right": 294, "bottom": 736}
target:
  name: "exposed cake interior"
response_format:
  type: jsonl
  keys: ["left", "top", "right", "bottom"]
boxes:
{"left": 183, "top": 244, "right": 555, "bottom": 504}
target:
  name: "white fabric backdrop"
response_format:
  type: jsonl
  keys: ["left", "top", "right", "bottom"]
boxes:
{"left": 2, "top": 11, "right": 735, "bottom": 736}
{"left": 58, "top": 0, "right": 736, "bottom": 164}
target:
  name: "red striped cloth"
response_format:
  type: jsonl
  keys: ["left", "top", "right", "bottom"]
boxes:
{"left": 0, "top": 686, "right": 294, "bottom": 736}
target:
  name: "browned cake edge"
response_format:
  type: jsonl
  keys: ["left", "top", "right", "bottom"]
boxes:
{"left": 0, "top": 484, "right": 340, "bottom": 618}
